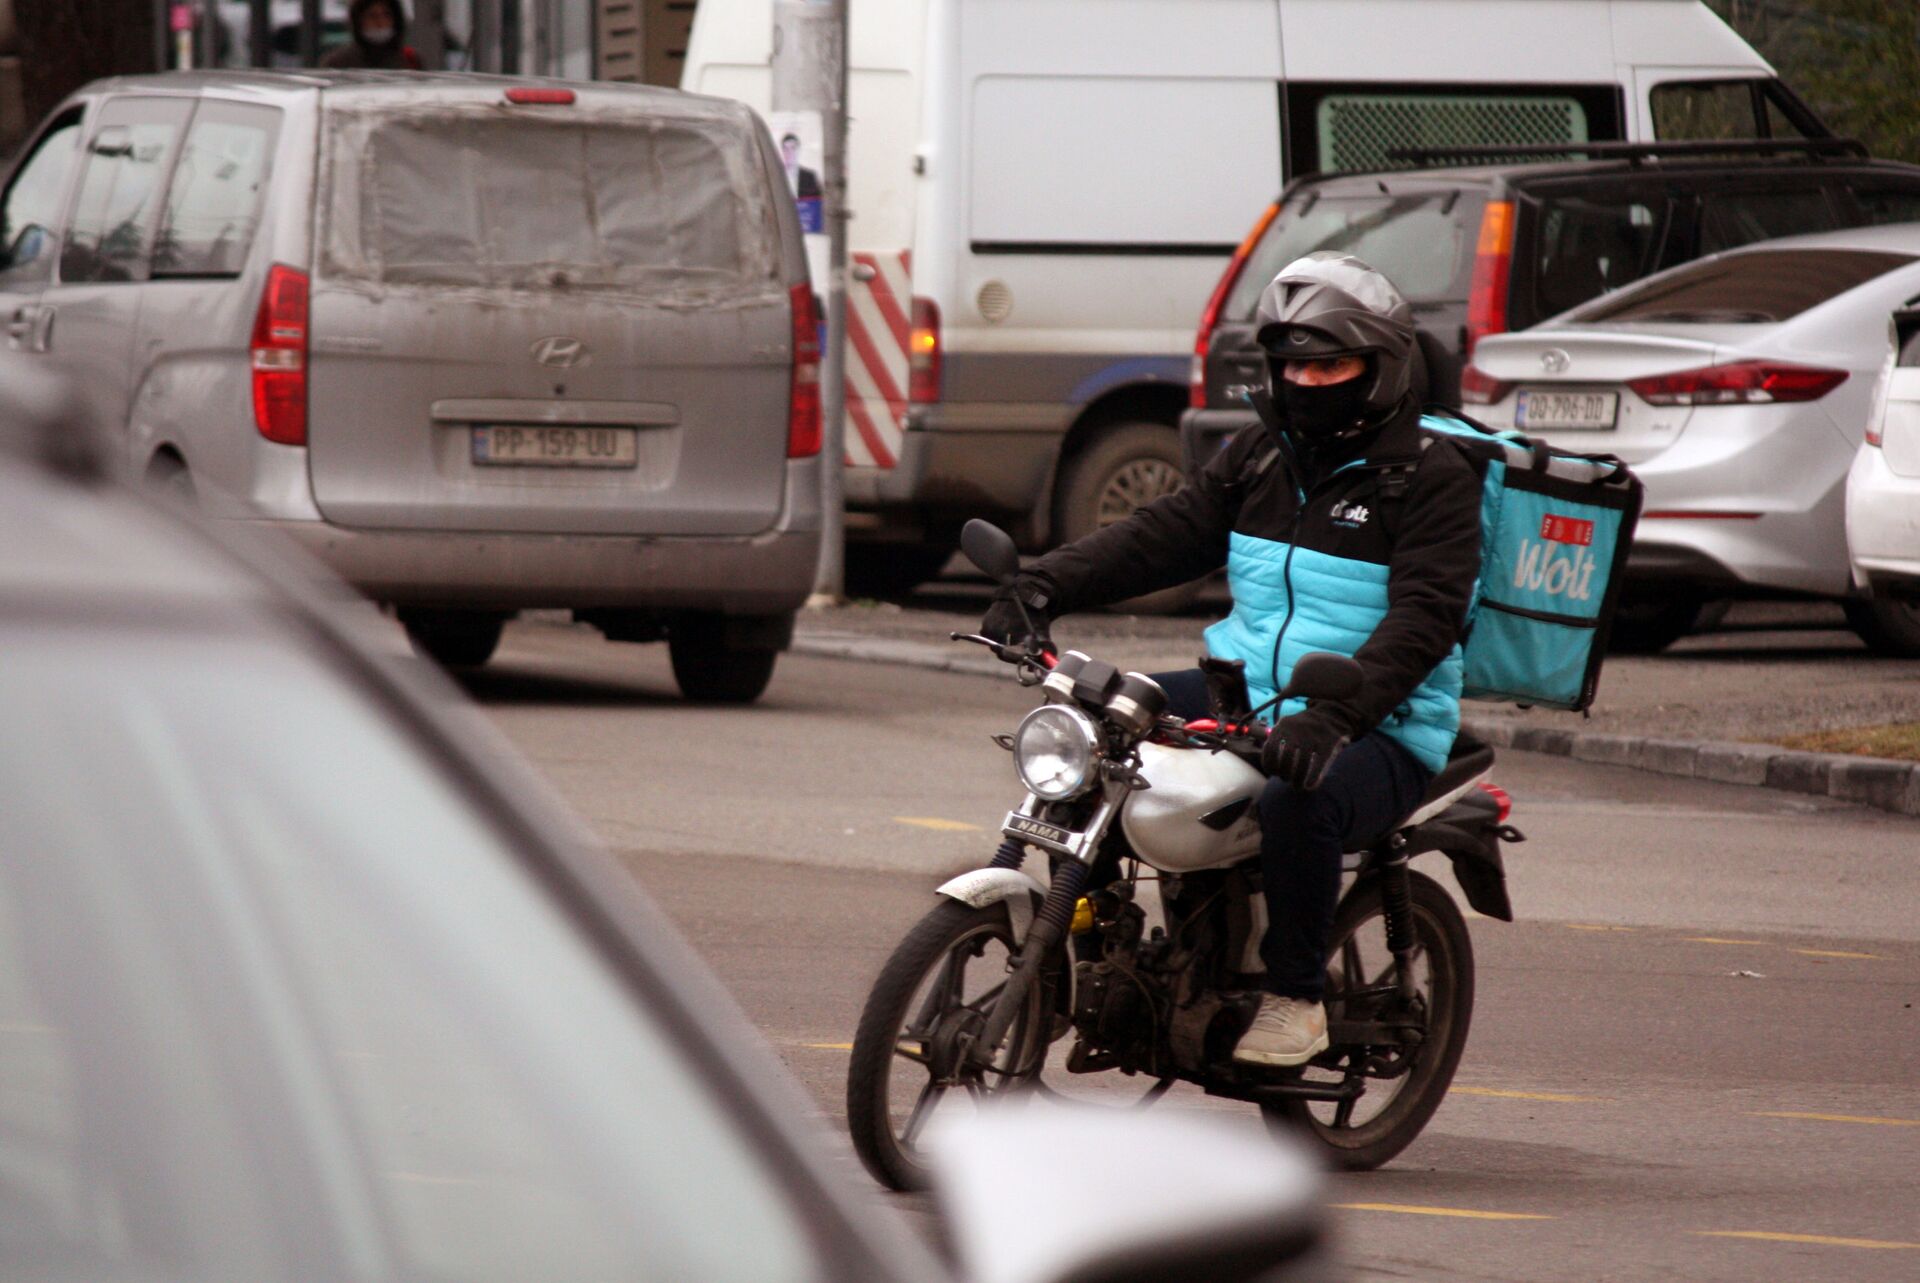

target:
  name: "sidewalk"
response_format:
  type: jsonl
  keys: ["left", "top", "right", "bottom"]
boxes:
{"left": 793, "top": 593, "right": 1920, "bottom": 818}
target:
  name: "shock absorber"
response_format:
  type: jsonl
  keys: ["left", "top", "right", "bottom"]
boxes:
{"left": 967, "top": 859, "right": 1091, "bottom": 1070}
{"left": 1380, "top": 845, "right": 1417, "bottom": 998}
{"left": 987, "top": 837, "right": 1026, "bottom": 870}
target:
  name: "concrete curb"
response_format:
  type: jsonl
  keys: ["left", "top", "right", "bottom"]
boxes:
{"left": 791, "top": 631, "right": 1920, "bottom": 819}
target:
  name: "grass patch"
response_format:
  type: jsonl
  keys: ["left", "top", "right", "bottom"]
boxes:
{"left": 1775, "top": 723, "right": 1920, "bottom": 762}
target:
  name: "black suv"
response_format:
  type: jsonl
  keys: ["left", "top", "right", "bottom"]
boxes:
{"left": 1183, "top": 140, "right": 1920, "bottom": 470}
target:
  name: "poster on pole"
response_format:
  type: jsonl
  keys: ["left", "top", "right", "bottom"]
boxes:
{"left": 767, "top": 110, "right": 827, "bottom": 289}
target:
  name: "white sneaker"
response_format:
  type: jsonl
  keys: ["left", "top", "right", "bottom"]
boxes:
{"left": 1232, "top": 994, "right": 1329, "bottom": 1068}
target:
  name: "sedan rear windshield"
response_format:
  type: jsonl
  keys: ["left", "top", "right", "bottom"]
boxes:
{"left": 320, "top": 106, "right": 780, "bottom": 299}
{"left": 1227, "top": 188, "right": 1481, "bottom": 317}
{"left": 1567, "top": 248, "right": 1915, "bottom": 325}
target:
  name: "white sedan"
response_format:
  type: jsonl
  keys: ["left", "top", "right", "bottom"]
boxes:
{"left": 1461, "top": 223, "right": 1920, "bottom": 654}
{"left": 1844, "top": 307, "right": 1920, "bottom": 655}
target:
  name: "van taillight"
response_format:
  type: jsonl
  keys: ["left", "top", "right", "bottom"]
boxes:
{"left": 251, "top": 263, "right": 308, "bottom": 446}
{"left": 908, "top": 297, "right": 941, "bottom": 404}
{"left": 1465, "top": 200, "right": 1515, "bottom": 358}
{"left": 1192, "top": 200, "right": 1281, "bottom": 408}
{"left": 787, "top": 281, "right": 822, "bottom": 458}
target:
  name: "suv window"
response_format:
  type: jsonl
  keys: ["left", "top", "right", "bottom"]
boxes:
{"left": 152, "top": 103, "right": 281, "bottom": 278}
{"left": 1570, "top": 248, "right": 1915, "bottom": 325}
{"left": 1227, "top": 188, "right": 1481, "bottom": 317}
{"left": 0, "top": 109, "right": 84, "bottom": 288}
{"left": 1529, "top": 193, "right": 1667, "bottom": 320}
{"left": 61, "top": 99, "right": 192, "bottom": 284}
{"left": 1696, "top": 188, "right": 1840, "bottom": 256}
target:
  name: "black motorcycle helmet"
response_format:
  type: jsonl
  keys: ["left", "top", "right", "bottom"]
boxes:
{"left": 1253, "top": 252, "right": 1417, "bottom": 432}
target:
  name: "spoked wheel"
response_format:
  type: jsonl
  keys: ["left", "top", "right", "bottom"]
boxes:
{"left": 847, "top": 899, "right": 1048, "bottom": 1191}
{"left": 1264, "top": 870, "right": 1474, "bottom": 1171}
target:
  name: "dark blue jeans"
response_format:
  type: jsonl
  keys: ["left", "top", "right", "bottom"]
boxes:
{"left": 1149, "top": 668, "right": 1434, "bottom": 1002}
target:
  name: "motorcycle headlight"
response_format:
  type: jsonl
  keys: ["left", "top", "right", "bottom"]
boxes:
{"left": 1013, "top": 705, "right": 1101, "bottom": 801}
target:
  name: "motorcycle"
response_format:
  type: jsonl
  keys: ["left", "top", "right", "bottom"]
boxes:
{"left": 846, "top": 521, "right": 1524, "bottom": 1190}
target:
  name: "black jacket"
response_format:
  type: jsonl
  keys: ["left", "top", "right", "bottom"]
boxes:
{"left": 1027, "top": 398, "right": 1482, "bottom": 764}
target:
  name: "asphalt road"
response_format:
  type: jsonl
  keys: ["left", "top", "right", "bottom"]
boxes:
{"left": 461, "top": 619, "right": 1920, "bottom": 1282}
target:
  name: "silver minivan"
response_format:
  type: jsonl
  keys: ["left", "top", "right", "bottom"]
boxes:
{"left": 0, "top": 70, "right": 821, "bottom": 702}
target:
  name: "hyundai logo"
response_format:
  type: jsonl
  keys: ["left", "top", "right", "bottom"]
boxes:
{"left": 531, "top": 335, "right": 589, "bottom": 369}
{"left": 1540, "top": 348, "right": 1571, "bottom": 374}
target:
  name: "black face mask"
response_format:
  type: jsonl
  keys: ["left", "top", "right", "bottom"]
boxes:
{"left": 1277, "top": 375, "right": 1370, "bottom": 443}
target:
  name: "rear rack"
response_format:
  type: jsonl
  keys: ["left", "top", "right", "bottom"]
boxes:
{"left": 1383, "top": 138, "right": 1870, "bottom": 167}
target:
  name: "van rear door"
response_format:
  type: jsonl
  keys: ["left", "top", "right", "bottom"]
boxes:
{"left": 305, "top": 89, "right": 793, "bottom": 537}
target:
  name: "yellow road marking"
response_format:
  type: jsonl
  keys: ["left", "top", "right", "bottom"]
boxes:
{"left": 1453, "top": 1087, "right": 1610, "bottom": 1103}
{"left": 1564, "top": 923, "right": 1636, "bottom": 932}
{"left": 895, "top": 816, "right": 982, "bottom": 832}
{"left": 1335, "top": 1202, "right": 1552, "bottom": 1222}
{"left": 1695, "top": 1230, "right": 1919, "bottom": 1250}
{"left": 801, "top": 1042, "right": 854, "bottom": 1051}
{"left": 1682, "top": 936, "right": 1766, "bottom": 946}
{"left": 1751, "top": 1111, "right": 1920, "bottom": 1128}
{"left": 1793, "top": 948, "right": 1883, "bottom": 960}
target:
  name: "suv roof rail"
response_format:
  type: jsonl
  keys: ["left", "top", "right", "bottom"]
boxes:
{"left": 1383, "top": 138, "right": 1871, "bottom": 166}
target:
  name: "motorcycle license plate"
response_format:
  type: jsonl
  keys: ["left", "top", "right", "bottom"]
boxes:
{"left": 1003, "top": 812, "right": 1077, "bottom": 855}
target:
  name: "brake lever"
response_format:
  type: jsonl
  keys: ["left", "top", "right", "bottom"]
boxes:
{"left": 949, "top": 632, "right": 1057, "bottom": 683}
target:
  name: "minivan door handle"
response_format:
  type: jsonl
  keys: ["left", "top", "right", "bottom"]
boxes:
{"left": 31, "top": 306, "right": 53, "bottom": 352}
{"left": 6, "top": 306, "right": 32, "bottom": 349}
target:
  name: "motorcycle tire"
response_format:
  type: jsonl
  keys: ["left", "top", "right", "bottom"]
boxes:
{"left": 1263, "top": 869, "right": 1474, "bottom": 1171}
{"left": 846, "top": 897, "right": 1047, "bottom": 1192}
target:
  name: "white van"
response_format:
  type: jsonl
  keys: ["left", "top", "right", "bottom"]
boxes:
{"left": 683, "top": 0, "right": 1819, "bottom": 595}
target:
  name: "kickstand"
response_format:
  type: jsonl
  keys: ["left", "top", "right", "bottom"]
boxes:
{"left": 1134, "top": 1077, "right": 1177, "bottom": 1109}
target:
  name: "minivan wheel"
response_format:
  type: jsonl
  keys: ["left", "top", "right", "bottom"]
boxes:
{"left": 398, "top": 609, "right": 507, "bottom": 669}
{"left": 669, "top": 627, "right": 779, "bottom": 704}
{"left": 1054, "top": 422, "right": 1199, "bottom": 615}
{"left": 1843, "top": 598, "right": 1920, "bottom": 658}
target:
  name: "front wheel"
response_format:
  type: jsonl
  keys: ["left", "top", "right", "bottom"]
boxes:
{"left": 1843, "top": 597, "right": 1920, "bottom": 658}
{"left": 1264, "top": 869, "right": 1474, "bottom": 1171}
{"left": 846, "top": 898, "right": 1046, "bottom": 1191}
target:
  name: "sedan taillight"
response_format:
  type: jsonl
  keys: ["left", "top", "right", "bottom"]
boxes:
{"left": 251, "top": 264, "right": 309, "bottom": 446}
{"left": 1627, "top": 361, "right": 1849, "bottom": 407}
{"left": 1458, "top": 364, "right": 1514, "bottom": 405}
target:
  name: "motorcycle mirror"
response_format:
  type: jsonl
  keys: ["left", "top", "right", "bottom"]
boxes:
{"left": 961, "top": 519, "right": 1021, "bottom": 585}
{"left": 1283, "top": 651, "right": 1363, "bottom": 704}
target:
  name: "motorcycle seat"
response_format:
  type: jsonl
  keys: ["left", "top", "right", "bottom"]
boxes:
{"left": 1394, "top": 730, "right": 1496, "bottom": 831}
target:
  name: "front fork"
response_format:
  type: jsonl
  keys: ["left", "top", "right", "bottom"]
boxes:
{"left": 965, "top": 786, "right": 1124, "bottom": 1070}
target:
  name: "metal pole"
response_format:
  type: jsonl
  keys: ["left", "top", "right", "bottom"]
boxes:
{"left": 298, "top": 0, "right": 320, "bottom": 66}
{"left": 247, "top": 0, "right": 271, "bottom": 66}
{"left": 414, "top": 0, "right": 447, "bottom": 70}
{"left": 773, "top": 0, "right": 848, "bottom": 602}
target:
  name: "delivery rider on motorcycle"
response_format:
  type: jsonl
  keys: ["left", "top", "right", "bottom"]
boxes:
{"left": 980, "top": 253, "right": 1484, "bottom": 1068}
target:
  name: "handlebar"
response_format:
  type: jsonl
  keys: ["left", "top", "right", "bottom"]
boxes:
{"left": 950, "top": 632, "right": 1057, "bottom": 682}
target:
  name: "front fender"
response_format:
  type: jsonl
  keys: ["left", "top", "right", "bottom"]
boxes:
{"left": 936, "top": 868, "right": 1046, "bottom": 941}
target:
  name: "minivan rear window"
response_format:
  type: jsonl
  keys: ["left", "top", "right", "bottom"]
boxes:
{"left": 1568, "top": 248, "right": 1915, "bottom": 325}
{"left": 320, "top": 108, "right": 779, "bottom": 298}
{"left": 1227, "top": 189, "right": 1481, "bottom": 318}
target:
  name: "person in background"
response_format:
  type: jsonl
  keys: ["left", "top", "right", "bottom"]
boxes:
{"left": 321, "top": 0, "right": 423, "bottom": 70}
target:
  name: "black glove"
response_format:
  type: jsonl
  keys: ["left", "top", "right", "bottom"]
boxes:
{"left": 1262, "top": 708, "right": 1350, "bottom": 790}
{"left": 980, "top": 579, "right": 1054, "bottom": 658}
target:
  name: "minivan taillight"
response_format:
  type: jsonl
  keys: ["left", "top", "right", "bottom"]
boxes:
{"left": 251, "top": 263, "right": 308, "bottom": 446}
{"left": 1458, "top": 364, "right": 1514, "bottom": 405}
{"left": 1191, "top": 200, "right": 1281, "bottom": 408}
{"left": 908, "top": 296, "right": 941, "bottom": 404}
{"left": 1627, "top": 361, "right": 1849, "bottom": 406}
{"left": 1464, "top": 200, "right": 1514, "bottom": 358}
{"left": 788, "top": 281, "right": 822, "bottom": 458}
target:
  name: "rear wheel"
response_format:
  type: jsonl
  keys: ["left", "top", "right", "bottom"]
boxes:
{"left": 1606, "top": 593, "right": 1704, "bottom": 654}
{"left": 399, "top": 609, "right": 507, "bottom": 669}
{"left": 1263, "top": 870, "right": 1474, "bottom": 1171}
{"left": 668, "top": 620, "right": 779, "bottom": 704}
{"left": 1054, "top": 423, "right": 1200, "bottom": 615}
{"left": 1843, "top": 597, "right": 1920, "bottom": 658}
{"left": 844, "top": 542, "right": 955, "bottom": 599}
{"left": 846, "top": 898, "right": 1046, "bottom": 1191}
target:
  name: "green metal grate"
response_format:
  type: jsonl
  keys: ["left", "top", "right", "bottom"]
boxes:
{"left": 1318, "top": 94, "right": 1590, "bottom": 172}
